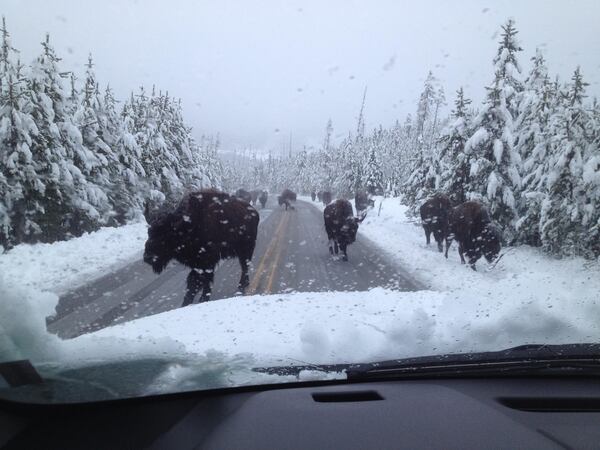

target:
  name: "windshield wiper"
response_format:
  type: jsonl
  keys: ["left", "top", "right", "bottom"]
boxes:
{"left": 253, "top": 344, "right": 600, "bottom": 379}
{"left": 346, "top": 343, "right": 600, "bottom": 380}
{"left": 0, "top": 360, "right": 44, "bottom": 387}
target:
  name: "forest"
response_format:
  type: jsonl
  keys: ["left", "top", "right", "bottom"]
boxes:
{"left": 1, "top": 17, "right": 599, "bottom": 259}
{"left": 225, "top": 20, "right": 600, "bottom": 259}
{"left": 0, "top": 17, "right": 222, "bottom": 247}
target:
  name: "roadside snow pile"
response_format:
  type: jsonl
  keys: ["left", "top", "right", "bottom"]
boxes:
{"left": 93, "top": 285, "right": 599, "bottom": 366}
{"left": 0, "top": 222, "right": 147, "bottom": 294}
{"left": 359, "top": 196, "right": 600, "bottom": 297}
{"left": 0, "top": 280, "right": 288, "bottom": 400}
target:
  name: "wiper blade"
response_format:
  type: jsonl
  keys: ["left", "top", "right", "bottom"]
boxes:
{"left": 253, "top": 363, "right": 352, "bottom": 377}
{"left": 0, "top": 360, "right": 44, "bottom": 387}
{"left": 346, "top": 343, "right": 600, "bottom": 380}
{"left": 252, "top": 344, "right": 600, "bottom": 380}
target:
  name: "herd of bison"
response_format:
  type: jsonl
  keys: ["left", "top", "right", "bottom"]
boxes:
{"left": 143, "top": 188, "right": 501, "bottom": 306}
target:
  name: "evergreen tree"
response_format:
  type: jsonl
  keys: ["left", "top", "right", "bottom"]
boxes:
{"left": 439, "top": 87, "right": 473, "bottom": 205}
{"left": 403, "top": 72, "right": 444, "bottom": 212}
{"left": 464, "top": 19, "right": 523, "bottom": 239}
{"left": 540, "top": 67, "right": 596, "bottom": 257}
{"left": 0, "top": 18, "right": 41, "bottom": 244}
{"left": 364, "top": 141, "right": 384, "bottom": 195}
{"left": 513, "top": 50, "right": 554, "bottom": 246}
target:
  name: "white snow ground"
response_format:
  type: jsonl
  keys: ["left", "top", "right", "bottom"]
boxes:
{"left": 1, "top": 198, "right": 599, "bottom": 394}
{"left": 0, "top": 222, "right": 148, "bottom": 294}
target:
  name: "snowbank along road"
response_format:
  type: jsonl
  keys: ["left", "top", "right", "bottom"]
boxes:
{"left": 47, "top": 199, "right": 421, "bottom": 338}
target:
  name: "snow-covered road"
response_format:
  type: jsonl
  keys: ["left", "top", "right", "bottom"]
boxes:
{"left": 45, "top": 198, "right": 420, "bottom": 338}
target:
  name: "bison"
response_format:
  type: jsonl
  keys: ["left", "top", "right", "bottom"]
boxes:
{"left": 317, "top": 191, "right": 323, "bottom": 202}
{"left": 355, "top": 190, "right": 375, "bottom": 215}
{"left": 250, "top": 189, "right": 261, "bottom": 206}
{"left": 278, "top": 189, "right": 297, "bottom": 210}
{"left": 324, "top": 199, "right": 365, "bottom": 261}
{"left": 420, "top": 193, "right": 452, "bottom": 253}
{"left": 258, "top": 190, "right": 268, "bottom": 208}
{"left": 445, "top": 201, "right": 501, "bottom": 270}
{"left": 235, "top": 188, "right": 252, "bottom": 203}
{"left": 143, "top": 189, "right": 259, "bottom": 306}
{"left": 321, "top": 191, "right": 332, "bottom": 206}
{"left": 311, "top": 191, "right": 316, "bottom": 201}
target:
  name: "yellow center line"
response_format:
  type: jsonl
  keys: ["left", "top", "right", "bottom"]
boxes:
{"left": 265, "top": 213, "right": 289, "bottom": 294}
{"left": 247, "top": 212, "right": 288, "bottom": 294}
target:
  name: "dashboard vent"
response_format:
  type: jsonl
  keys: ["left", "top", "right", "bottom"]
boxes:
{"left": 499, "top": 397, "right": 600, "bottom": 412}
{"left": 312, "top": 390, "right": 383, "bottom": 403}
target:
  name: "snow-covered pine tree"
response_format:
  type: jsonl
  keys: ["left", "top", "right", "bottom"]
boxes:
{"left": 0, "top": 16, "right": 17, "bottom": 246}
{"left": 540, "top": 67, "right": 592, "bottom": 257}
{"left": 318, "top": 118, "right": 335, "bottom": 192}
{"left": 581, "top": 97, "right": 600, "bottom": 257}
{"left": 464, "top": 19, "right": 523, "bottom": 240}
{"left": 0, "top": 19, "right": 42, "bottom": 245}
{"left": 100, "top": 84, "right": 146, "bottom": 223}
{"left": 438, "top": 87, "right": 472, "bottom": 205}
{"left": 71, "top": 54, "right": 114, "bottom": 233}
{"left": 24, "top": 33, "right": 79, "bottom": 241}
{"left": 364, "top": 138, "right": 384, "bottom": 195}
{"left": 513, "top": 50, "right": 554, "bottom": 246}
{"left": 403, "top": 72, "right": 443, "bottom": 212}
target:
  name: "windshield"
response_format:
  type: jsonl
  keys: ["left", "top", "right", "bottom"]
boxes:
{"left": 1, "top": 0, "right": 599, "bottom": 403}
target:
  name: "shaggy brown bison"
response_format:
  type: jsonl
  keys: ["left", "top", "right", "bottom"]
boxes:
{"left": 420, "top": 193, "right": 452, "bottom": 253}
{"left": 355, "top": 190, "right": 375, "bottom": 214}
{"left": 324, "top": 199, "right": 365, "bottom": 261}
{"left": 258, "top": 190, "right": 268, "bottom": 208}
{"left": 278, "top": 189, "right": 297, "bottom": 210}
{"left": 321, "top": 191, "right": 332, "bottom": 205}
{"left": 143, "top": 189, "right": 259, "bottom": 306}
{"left": 445, "top": 201, "right": 502, "bottom": 270}
{"left": 235, "top": 188, "right": 252, "bottom": 203}
{"left": 250, "top": 189, "right": 261, "bottom": 206}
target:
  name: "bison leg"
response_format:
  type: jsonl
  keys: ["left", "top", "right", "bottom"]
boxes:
{"left": 198, "top": 269, "right": 215, "bottom": 302}
{"left": 183, "top": 269, "right": 204, "bottom": 307}
{"left": 340, "top": 242, "right": 348, "bottom": 261}
{"left": 333, "top": 240, "right": 339, "bottom": 255}
{"left": 423, "top": 226, "right": 431, "bottom": 245}
{"left": 328, "top": 239, "right": 334, "bottom": 255}
{"left": 237, "top": 254, "right": 252, "bottom": 293}
{"left": 458, "top": 243, "right": 466, "bottom": 264}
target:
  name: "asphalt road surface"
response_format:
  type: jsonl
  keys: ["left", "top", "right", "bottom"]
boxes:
{"left": 47, "top": 199, "right": 422, "bottom": 339}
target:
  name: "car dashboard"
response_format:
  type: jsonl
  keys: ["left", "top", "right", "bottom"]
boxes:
{"left": 2, "top": 376, "right": 600, "bottom": 449}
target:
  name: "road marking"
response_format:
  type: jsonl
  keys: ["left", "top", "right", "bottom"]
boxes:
{"left": 265, "top": 213, "right": 289, "bottom": 294}
{"left": 247, "top": 211, "right": 288, "bottom": 294}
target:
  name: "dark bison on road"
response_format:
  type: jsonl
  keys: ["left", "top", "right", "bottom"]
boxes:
{"left": 445, "top": 201, "right": 501, "bottom": 270}
{"left": 420, "top": 193, "right": 452, "bottom": 253}
{"left": 234, "top": 188, "right": 252, "bottom": 203}
{"left": 250, "top": 190, "right": 261, "bottom": 206}
{"left": 321, "top": 191, "right": 332, "bottom": 205}
{"left": 278, "top": 189, "right": 297, "bottom": 210}
{"left": 258, "top": 190, "right": 268, "bottom": 208}
{"left": 143, "top": 189, "right": 259, "bottom": 305}
{"left": 324, "top": 199, "right": 365, "bottom": 261}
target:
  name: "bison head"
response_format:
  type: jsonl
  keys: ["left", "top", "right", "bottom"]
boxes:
{"left": 339, "top": 213, "right": 366, "bottom": 246}
{"left": 481, "top": 224, "right": 502, "bottom": 263}
{"left": 143, "top": 202, "right": 181, "bottom": 274}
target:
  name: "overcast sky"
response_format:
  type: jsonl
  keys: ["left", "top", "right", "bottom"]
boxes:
{"left": 4, "top": 0, "right": 600, "bottom": 153}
